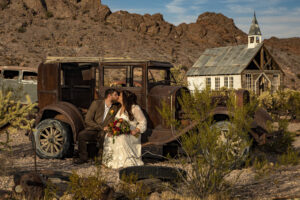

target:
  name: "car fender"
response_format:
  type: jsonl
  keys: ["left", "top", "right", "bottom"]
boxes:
{"left": 35, "top": 101, "right": 85, "bottom": 142}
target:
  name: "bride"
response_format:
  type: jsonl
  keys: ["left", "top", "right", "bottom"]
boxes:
{"left": 102, "top": 90, "right": 147, "bottom": 169}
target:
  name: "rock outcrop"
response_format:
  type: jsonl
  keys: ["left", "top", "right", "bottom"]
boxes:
{"left": 0, "top": 0, "right": 298, "bottom": 89}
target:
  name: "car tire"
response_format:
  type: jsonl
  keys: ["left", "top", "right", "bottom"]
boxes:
{"left": 119, "top": 166, "right": 187, "bottom": 182}
{"left": 32, "top": 119, "right": 72, "bottom": 159}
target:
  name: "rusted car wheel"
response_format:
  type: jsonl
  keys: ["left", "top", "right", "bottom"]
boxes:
{"left": 32, "top": 119, "right": 72, "bottom": 159}
{"left": 211, "top": 121, "right": 251, "bottom": 164}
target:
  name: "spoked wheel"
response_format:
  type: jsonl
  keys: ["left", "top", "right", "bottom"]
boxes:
{"left": 33, "top": 119, "right": 72, "bottom": 159}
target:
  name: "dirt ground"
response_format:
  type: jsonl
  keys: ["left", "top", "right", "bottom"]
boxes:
{"left": 0, "top": 123, "right": 300, "bottom": 200}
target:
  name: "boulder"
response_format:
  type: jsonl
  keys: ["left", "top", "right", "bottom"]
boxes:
{"left": 13, "top": 172, "right": 45, "bottom": 200}
{"left": 22, "top": 0, "right": 44, "bottom": 13}
{"left": 44, "top": 0, "right": 76, "bottom": 18}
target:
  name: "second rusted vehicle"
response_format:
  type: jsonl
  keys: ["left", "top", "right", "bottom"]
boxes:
{"left": 33, "top": 57, "right": 271, "bottom": 159}
{"left": 0, "top": 66, "right": 38, "bottom": 103}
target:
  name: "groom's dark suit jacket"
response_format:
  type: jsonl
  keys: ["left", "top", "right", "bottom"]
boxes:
{"left": 78, "top": 100, "right": 120, "bottom": 161}
{"left": 85, "top": 100, "right": 119, "bottom": 130}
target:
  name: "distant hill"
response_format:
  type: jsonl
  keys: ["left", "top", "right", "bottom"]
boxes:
{"left": 0, "top": 0, "right": 299, "bottom": 89}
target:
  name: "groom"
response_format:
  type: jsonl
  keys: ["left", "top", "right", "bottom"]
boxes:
{"left": 74, "top": 89, "right": 120, "bottom": 164}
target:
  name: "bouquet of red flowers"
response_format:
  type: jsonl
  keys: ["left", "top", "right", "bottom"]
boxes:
{"left": 107, "top": 118, "right": 131, "bottom": 143}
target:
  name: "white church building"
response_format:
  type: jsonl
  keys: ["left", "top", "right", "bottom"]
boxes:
{"left": 186, "top": 13, "right": 284, "bottom": 95}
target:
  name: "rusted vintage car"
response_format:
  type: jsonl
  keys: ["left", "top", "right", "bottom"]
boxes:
{"left": 0, "top": 66, "right": 38, "bottom": 103}
{"left": 32, "top": 57, "right": 271, "bottom": 159}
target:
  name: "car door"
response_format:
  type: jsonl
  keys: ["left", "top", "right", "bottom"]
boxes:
{"left": 1, "top": 69, "right": 22, "bottom": 99}
{"left": 21, "top": 70, "right": 38, "bottom": 103}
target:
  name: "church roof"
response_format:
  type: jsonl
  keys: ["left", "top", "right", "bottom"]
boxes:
{"left": 186, "top": 43, "right": 263, "bottom": 76}
{"left": 248, "top": 12, "right": 262, "bottom": 35}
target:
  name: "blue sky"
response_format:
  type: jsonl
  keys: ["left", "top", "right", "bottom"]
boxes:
{"left": 102, "top": 0, "right": 300, "bottom": 39}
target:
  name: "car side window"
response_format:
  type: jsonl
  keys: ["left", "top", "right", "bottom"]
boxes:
{"left": 22, "top": 71, "right": 37, "bottom": 83}
{"left": 103, "top": 66, "right": 143, "bottom": 88}
{"left": 3, "top": 70, "right": 19, "bottom": 80}
{"left": 148, "top": 69, "right": 167, "bottom": 83}
{"left": 133, "top": 67, "right": 142, "bottom": 87}
{"left": 104, "top": 67, "right": 127, "bottom": 87}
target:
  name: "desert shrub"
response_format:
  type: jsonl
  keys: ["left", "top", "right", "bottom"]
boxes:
{"left": 68, "top": 173, "right": 107, "bottom": 200}
{"left": 1, "top": 84, "right": 24, "bottom": 102}
{"left": 119, "top": 173, "right": 150, "bottom": 200}
{"left": 278, "top": 147, "right": 299, "bottom": 166}
{"left": 43, "top": 181, "right": 58, "bottom": 200}
{"left": 260, "top": 118, "right": 295, "bottom": 154}
{"left": 67, "top": 168, "right": 111, "bottom": 200}
{"left": 170, "top": 64, "right": 188, "bottom": 86}
{"left": 250, "top": 154, "right": 274, "bottom": 180}
{"left": 0, "top": 90, "right": 36, "bottom": 150}
{"left": 257, "top": 89, "right": 300, "bottom": 121}
{"left": 0, "top": 89, "right": 36, "bottom": 180}
{"left": 158, "top": 88, "right": 255, "bottom": 199}
{"left": 288, "top": 90, "right": 300, "bottom": 120}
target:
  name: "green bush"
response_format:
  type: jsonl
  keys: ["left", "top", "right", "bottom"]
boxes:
{"left": 0, "top": 90, "right": 36, "bottom": 150}
{"left": 170, "top": 64, "right": 188, "bottom": 86}
{"left": 119, "top": 173, "right": 150, "bottom": 200}
{"left": 261, "top": 119, "right": 295, "bottom": 154}
{"left": 278, "top": 147, "right": 299, "bottom": 166}
{"left": 158, "top": 88, "right": 255, "bottom": 199}
{"left": 68, "top": 171, "right": 110, "bottom": 200}
{"left": 257, "top": 89, "right": 300, "bottom": 121}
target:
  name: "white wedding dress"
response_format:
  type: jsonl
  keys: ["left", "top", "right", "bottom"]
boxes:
{"left": 102, "top": 105, "right": 147, "bottom": 169}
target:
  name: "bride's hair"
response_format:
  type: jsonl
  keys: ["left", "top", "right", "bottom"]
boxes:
{"left": 122, "top": 90, "right": 137, "bottom": 121}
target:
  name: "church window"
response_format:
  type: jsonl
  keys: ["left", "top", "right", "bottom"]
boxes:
{"left": 206, "top": 77, "right": 211, "bottom": 89}
{"left": 246, "top": 74, "right": 252, "bottom": 90}
{"left": 229, "top": 77, "right": 234, "bottom": 88}
{"left": 215, "top": 77, "right": 220, "bottom": 90}
{"left": 224, "top": 77, "right": 228, "bottom": 88}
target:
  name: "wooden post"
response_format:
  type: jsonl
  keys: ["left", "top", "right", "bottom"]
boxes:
{"left": 260, "top": 48, "right": 264, "bottom": 70}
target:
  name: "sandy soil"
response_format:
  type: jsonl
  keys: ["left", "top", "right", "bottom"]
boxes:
{"left": 0, "top": 123, "right": 300, "bottom": 199}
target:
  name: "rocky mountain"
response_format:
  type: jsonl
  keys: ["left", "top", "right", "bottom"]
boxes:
{"left": 0, "top": 0, "right": 299, "bottom": 89}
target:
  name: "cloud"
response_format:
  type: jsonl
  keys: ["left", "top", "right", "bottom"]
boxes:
{"left": 291, "top": 7, "right": 300, "bottom": 15}
{"left": 227, "top": 4, "right": 254, "bottom": 14}
{"left": 234, "top": 14, "right": 300, "bottom": 38}
{"left": 166, "top": 0, "right": 186, "bottom": 14}
{"left": 223, "top": 0, "right": 281, "bottom": 4}
{"left": 260, "top": 7, "right": 288, "bottom": 15}
{"left": 165, "top": 0, "right": 206, "bottom": 25}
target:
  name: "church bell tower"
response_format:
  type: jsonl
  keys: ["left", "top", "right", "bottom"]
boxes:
{"left": 248, "top": 12, "right": 262, "bottom": 48}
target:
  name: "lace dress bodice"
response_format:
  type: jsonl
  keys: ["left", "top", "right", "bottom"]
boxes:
{"left": 115, "top": 104, "right": 147, "bottom": 133}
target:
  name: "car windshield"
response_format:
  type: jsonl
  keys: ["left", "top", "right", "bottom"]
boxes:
{"left": 148, "top": 68, "right": 176, "bottom": 85}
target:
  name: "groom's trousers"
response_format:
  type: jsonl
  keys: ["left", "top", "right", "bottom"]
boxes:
{"left": 77, "top": 129, "right": 106, "bottom": 162}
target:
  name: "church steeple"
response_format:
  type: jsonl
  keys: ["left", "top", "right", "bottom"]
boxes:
{"left": 248, "top": 12, "right": 262, "bottom": 48}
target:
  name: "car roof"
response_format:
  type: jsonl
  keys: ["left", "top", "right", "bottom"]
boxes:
{"left": 0, "top": 66, "right": 37, "bottom": 72}
{"left": 44, "top": 57, "right": 173, "bottom": 68}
